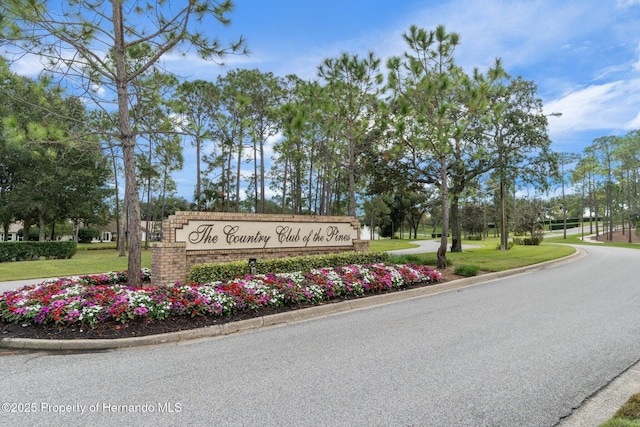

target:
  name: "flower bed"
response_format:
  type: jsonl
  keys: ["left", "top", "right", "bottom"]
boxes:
{"left": 0, "top": 264, "right": 441, "bottom": 328}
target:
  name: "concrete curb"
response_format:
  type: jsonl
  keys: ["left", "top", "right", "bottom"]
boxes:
{"left": 0, "top": 247, "right": 585, "bottom": 351}
{"left": 559, "top": 357, "right": 640, "bottom": 426}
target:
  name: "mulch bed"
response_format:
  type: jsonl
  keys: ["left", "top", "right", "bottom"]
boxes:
{"left": 590, "top": 228, "right": 640, "bottom": 244}
{"left": 1, "top": 268, "right": 465, "bottom": 341}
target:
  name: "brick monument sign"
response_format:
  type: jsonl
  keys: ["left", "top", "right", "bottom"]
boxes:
{"left": 151, "top": 212, "right": 369, "bottom": 285}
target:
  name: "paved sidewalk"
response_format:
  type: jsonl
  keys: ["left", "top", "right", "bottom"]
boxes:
{"left": 0, "top": 277, "right": 58, "bottom": 293}
{"left": 387, "top": 239, "right": 480, "bottom": 255}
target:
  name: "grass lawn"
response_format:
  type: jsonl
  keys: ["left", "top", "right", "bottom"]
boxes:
{"left": 445, "top": 240, "right": 576, "bottom": 271}
{"left": 600, "top": 392, "right": 640, "bottom": 426}
{"left": 373, "top": 236, "right": 576, "bottom": 272}
{"left": 0, "top": 246, "right": 152, "bottom": 282}
{"left": 545, "top": 232, "right": 640, "bottom": 249}
{"left": 368, "top": 238, "right": 422, "bottom": 252}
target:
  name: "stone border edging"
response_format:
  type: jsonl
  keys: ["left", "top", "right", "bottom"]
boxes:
{"left": 0, "top": 247, "right": 585, "bottom": 351}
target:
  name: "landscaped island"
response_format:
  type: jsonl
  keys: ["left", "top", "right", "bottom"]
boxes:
{"left": 0, "top": 264, "right": 442, "bottom": 340}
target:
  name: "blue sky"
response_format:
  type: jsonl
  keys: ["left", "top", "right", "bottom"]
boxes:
{"left": 161, "top": 0, "right": 640, "bottom": 200}
{"left": 9, "top": 0, "right": 640, "bottom": 201}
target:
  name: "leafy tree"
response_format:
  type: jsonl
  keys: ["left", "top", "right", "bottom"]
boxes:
{"left": 272, "top": 77, "right": 331, "bottom": 215}
{"left": 486, "top": 77, "right": 557, "bottom": 250}
{"left": 241, "top": 70, "right": 284, "bottom": 213}
{"left": 173, "top": 80, "right": 221, "bottom": 211}
{"left": 589, "top": 136, "right": 619, "bottom": 241}
{"left": 154, "top": 136, "right": 183, "bottom": 231}
{"left": 387, "top": 25, "right": 493, "bottom": 267}
{"left": 78, "top": 227, "right": 100, "bottom": 244}
{"left": 362, "top": 195, "right": 391, "bottom": 240}
{"left": 403, "top": 192, "right": 433, "bottom": 239}
{"left": 446, "top": 62, "right": 507, "bottom": 252}
{"left": 210, "top": 70, "right": 252, "bottom": 213}
{"left": 571, "top": 152, "right": 600, "bottom": 235}
{"left": 555, "top": 152, "right": 581, "bottom": 239}
{"left": 513, "top": 198, "right": 544, "bottom": 245}
{"left": 0, "top": 63, "right": 111, "bottom": 241}
{"left": 140, "top": 196, "right": 190, "bottom": 221}
{"left": 1, "top": 0, "right": 246, "bottom": 287}
{"left": 460, "top": 204, "right": 485, "bottom": 238}
{"left": 318, "top": 52, "right": 383, "bottom": 217}
{"left": 614, "top": 130, "right": 640, "bottom": 241}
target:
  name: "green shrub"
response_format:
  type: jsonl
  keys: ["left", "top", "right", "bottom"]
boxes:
{"left": 0, "top": 241, "right": 77, "bottom": 262}
{"left": 422, "top": 255, "right": 451, "bottom": 266}
{"left": 78, "top": 227, "right": 100, "bottom": 243}
{"left": 78, "top": 242, "right": 118, "bottom": 251}
{"left": 190, "top": 251, "right": 390, "bottom": 284}
{"left": 513, "top": 236, "right": 544, "bottom": 246}
{"left": 388, "top": 254, "right": 450, "bottom": 268}
{"left": 496, "top": 241, "right": 514, "bottom": 250}
{"left": 454, "top": 265, "right": 480, "bottom": 277}
{"left": 388, "top": 254, "right": 424, "bottom": 265}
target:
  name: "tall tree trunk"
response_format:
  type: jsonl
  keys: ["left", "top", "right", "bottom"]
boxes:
{"left": 281, "top": 157, "right": 288, "bottom": 214}
{"left": 437, "top": 155, "right": 449, "bottom": 268}
{"left": 235, "top": 126, "right": 242, "bottom": 213}
{"left": 144, "top": 172, "right": 152, "bottom": 250}
{"left": 589, "top": 176, "right": 598, "bottom": 234}
{"left": 608, "top": 183, "right": 613, "bottom": 241}
{"left": 225, "top": 142, "right": 232, "bottom": 212}
{"left": 113, "top": 2, "right": 142, "bottom": 288}
{"left": 160, "top": 164, "right": 168, "bottom": 241}
{"left": 595, "top": 194, "right": 600, "bottom": 238}
{"left": 253, "top": 137, "right": 258, "bottom": 212}
{"left": 450, "top": 192, "right": 462, "bottom": 252}
{"left": 500, "top": 179, "right": 509, "bottom": 251}
{"left": 308, "top": 147, "right": 314, "bottom": 215}
{"left": 23, "top": 219, "right": 32, "bottom": 242}
{"left": 628, "top": 168, "right": 633, "bottom": 243}
{"left": 110, "top": 145, "right": 125, "bottom": 257}
{"left": 196, "top": 136, "right": 202, "bottom": 210}
{"left": 348, "top": 135, "right": 356, "bottom": 217}
{"left": 38, "top": 212, "right": 46, "bottom": 241}
{"left": 260, "top": 137, "right": 265, "bottom": 214}
{"left": 144, "top": 139, "right": 153, "bottom": 250}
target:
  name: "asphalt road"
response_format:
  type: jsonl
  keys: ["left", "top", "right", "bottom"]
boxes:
{"left": 1, "top": 243, "right": 639, "bottom": 426}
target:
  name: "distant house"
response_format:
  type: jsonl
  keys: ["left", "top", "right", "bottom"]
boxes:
{"left": 0, "top": 222, "right": 23, "bottom": 242}
{"left": 0, "top": 220, "right": 158, "bottom": 243}
{"left": 94, "top": 221, "right": 118, "bottom": 242}
{"left": 140, "top": 220, "right": 162, "bottom": 242}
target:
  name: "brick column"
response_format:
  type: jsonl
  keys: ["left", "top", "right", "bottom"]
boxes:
{"left": 353, "top": 239, "right": 370, "bottom": 252}
{"left": 151, "top": 242, "right": 187, "bottom": 285}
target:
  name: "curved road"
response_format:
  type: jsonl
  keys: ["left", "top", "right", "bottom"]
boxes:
{"left": 1, "top": 244, "right": 639, "bottom": 426}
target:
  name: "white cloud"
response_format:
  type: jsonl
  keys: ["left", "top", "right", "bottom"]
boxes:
{"left": 162, "top": 51, "right": 258, "bottom": 81}
{"left": 627, "top": 110, "right": 640, "bottom": 129}
{"left": 617, "top": 0, "right": 640, "bottom": 8}
{"left": 263, "top": 131, "right": 282, "bottom": 159}
{"left": 6, "top": 53, "right": 45, "bottom": 77}
{"left": 544, "top": 79, "right": 640, "bottom": 133}
{"left": 90, "top": 83, "right": 106, "bottom": 97}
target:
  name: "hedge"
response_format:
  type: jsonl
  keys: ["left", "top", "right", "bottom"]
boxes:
{"left": 189, "top": 251, "right": 390, "bottom": 284}
{"left": 512, "top": 236, "right": 543, "bottom": 246}
{"left": 0, "top": 241, "right": 77, "bottom": 262}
